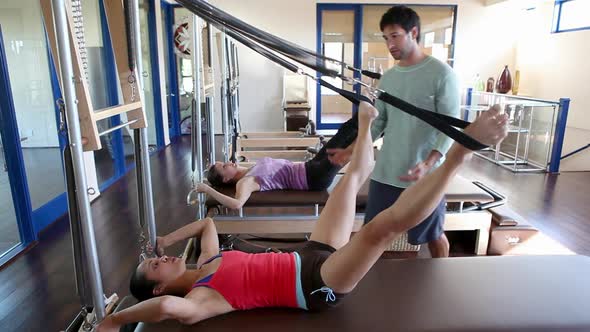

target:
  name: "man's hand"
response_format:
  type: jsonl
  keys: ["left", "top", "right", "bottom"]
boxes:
{"left": 195, "top": 183, "right": 212, "bottom": 194}
{"left": 327, "top": 148, "right": 352, "bottom": 166}
{"left": 399, "top": 160, "right": 434, "bottom": 182}
{"left": 95, "top": 315, "right": 120, "bottom": 332}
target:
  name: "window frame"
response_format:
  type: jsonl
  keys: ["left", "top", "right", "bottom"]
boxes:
{"left": 552, "top": 0, "right": 590, "bottom": 34}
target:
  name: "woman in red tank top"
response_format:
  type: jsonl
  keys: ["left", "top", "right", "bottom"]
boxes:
{"left": 97, "top": 103, "right": 508, "bottom": 332}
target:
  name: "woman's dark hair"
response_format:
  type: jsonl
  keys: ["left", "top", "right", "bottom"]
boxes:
{"left": 206, "top": 164, "right": 227, "bottom": 187}
{"left": 379, "top": 5, "right": 421, "bottom": 43}
{"left": 129, "top": 265, "right": 158, "bottom": 302}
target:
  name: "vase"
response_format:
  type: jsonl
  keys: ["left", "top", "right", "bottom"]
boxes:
{"left": 496, "top": 65, "right": 512, "bottom": 94}
{"left": 486, "top": 77, "right": 495, "bottom": 92}
{"left": 512, "top": 70, "right": 520, "bottom": 95}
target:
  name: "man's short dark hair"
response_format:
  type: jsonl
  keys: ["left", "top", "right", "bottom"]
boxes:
{"left": 380, "top": 5, "right": 421, "bottom": 43}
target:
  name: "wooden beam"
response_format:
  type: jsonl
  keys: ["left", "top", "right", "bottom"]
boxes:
{"left": 241, "top": 132, "right": 303, "bottom": 138}
{"left": 237, "top": 150, "right": 308, "bottom": 160}
{"left": 238, "top": 137, "right": 319, "bottom": 148}
{"left": 214, "top": 217, "right": 364, "bottom": 234}
{"left": 94, "top": 102, "right": 143, "bottom": 120}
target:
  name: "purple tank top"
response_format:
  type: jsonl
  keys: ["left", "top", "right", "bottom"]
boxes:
{"left": 247, "top": 157, "right": 308, "bottom": 191}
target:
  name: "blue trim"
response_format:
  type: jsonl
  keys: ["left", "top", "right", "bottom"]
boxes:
{"left": 98, "top": 171, "right": 127, "bottom": 192}
{"left": 0, "top": 26, "right": 36, "bottom": 245}
{"left": 552, "top": 26, "right": 590, "bottom": 34}
{"left": 163, "top": 2, "right": 181, "bottom": 138}
{"left": 549, "top": 98, "right": 570, "bottom": 173}
{"left": 31, "top": 192, "right": 69, "bottom": 234}
{"left": 552, "top": 0, "right": 590, "bottom": 33}
{"left": 148, "top": 0, "right": 165, "bottom": 147}
{"left": 464, "top": 88, "right": 473, "bottom": 121}
{"left": 99, "top": 0, "right": 126, "bottom": 176}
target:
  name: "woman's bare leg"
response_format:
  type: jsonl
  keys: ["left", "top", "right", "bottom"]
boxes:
{"left": 321, "top": 105, "right": 508, "bottom": 293}
{"left": 308, "top": 103, "right": 377, "bottom": 250}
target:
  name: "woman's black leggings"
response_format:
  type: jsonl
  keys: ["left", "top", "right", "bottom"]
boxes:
{"left": 304, "top": 113, "right": 359, "bottom": 191}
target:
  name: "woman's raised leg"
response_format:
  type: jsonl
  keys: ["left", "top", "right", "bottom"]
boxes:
{"left": 320, "top": 105, "right": 508, "bottom": 293}
{"left": 308, "top": 103, "right": 377, "bottom": 250}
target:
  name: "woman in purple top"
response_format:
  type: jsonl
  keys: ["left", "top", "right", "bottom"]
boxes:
{"left": 195, "top": 114, "right": 360, "bottom": 210}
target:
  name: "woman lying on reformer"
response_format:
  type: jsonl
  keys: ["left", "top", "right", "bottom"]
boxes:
{"left": 194, "top": 113, "right": 360, "bottom": 210}
{"left": 97, "top": 102, "right": 508, "bottom": 332}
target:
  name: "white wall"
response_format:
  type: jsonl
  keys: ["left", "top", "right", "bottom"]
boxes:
{"left": 207, "top": 0, "right": 520, "bottom": 133}
{"left": 514, "top": 1, "right": 590, "bottom": 171}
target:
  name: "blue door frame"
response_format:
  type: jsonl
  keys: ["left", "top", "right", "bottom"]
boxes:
{"left": 147, "top": 0, "right": 166, "bottom": 147}
{"left": 0, "top": 25, "right": 37, "bottom": 263}
{"left": 162, "top": 1, "right": 181, "bottom": 138}
{"left": 316, "top": 4, "right": 363, "bottom": 130}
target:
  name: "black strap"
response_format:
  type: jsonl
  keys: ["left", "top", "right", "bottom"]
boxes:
{"left": 361, "top": 70, "right": 382, "bottom": 80}
{"left": 316, "top": 79, "right": 486, "bottom": 151}
{"left": 377, "top": 92, "right": 487, "bottom": 151}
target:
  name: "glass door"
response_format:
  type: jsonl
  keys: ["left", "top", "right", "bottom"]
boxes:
{"left": 0, "top": 0, "right": 67, "bottom": 231}
{"left": 0, "top": 21, "right": 35, "bottom": 262}
{"left": 140, "top": 0, "right": 164, "bottom": 149}
{"left": 0, "top": 134, "right": 21, "bottom": 255}
{"left": 317, "top": 5, "right": 361, "bottom": 129}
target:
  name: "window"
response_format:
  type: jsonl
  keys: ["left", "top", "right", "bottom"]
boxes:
{"left": 321, "top": 42, "right": 344, "bottom": 95}
{"left": 552, "top": 0, "right": 590, "bottom": 33}
{"left": 424, "top": 31, "right": 435, "bottom": 48}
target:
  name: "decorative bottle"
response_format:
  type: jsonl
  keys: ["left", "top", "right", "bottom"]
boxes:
{"left": 473, "top": 74, "right": 485, "bottom": 92}
{"left": 486, "top": 77, "right": 495, "bottom": 92}
{"left": 496, "top": 65, "right": 512, "bottom": 94}
{"left": 512, "top": 70, "right": 520, "bottom": 95}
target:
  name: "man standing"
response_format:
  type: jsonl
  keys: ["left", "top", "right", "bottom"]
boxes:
{"left": 329, "top": 5, "right": 460, "bottom": 257}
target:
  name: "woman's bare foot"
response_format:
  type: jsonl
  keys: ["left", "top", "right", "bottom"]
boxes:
{"left": 446, "top": 105, "right": 509, "bottom": 164}
{"left": 358, "top": 101, "right": 379, "bottom": 127}
{"left": 464, "top": 105, "right": 509, "bottom": 146}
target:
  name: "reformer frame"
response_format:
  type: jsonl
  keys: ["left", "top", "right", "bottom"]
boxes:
{"left": 44, "top": 0, "right": 157, "bottom": 328}
{"left": 205, "top": 176, "right": 502, "bottom": 255}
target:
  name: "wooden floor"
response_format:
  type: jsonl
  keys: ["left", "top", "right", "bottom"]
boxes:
{"left": 0, "top": 135, "right": 588, "bottom": 331}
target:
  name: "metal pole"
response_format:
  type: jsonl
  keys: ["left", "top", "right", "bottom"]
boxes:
{"left": 207, "top": 26, "right": 216, "bottom": 165}
{"left": 193, "top": 14, "right": 205, "bottom": 219}
{"left": 130, "top": 0, "right": 157, "bottom": 249}
{"left": 207, "top": 97, "right": 215, "bottom": 165}
{"left": 220, "top": 32, "right": 230, "bottom": 162}
{"left": 51, "top": 0, "right": 105, "bottom": 320}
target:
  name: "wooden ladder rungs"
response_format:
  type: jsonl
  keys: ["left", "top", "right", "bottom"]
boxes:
{"left": 94, "top": 101, "right": 143, "bottom": 121}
